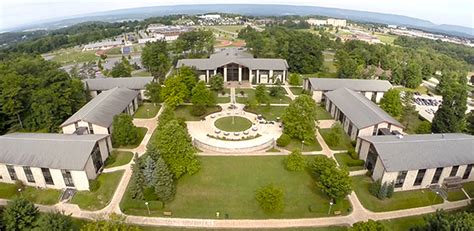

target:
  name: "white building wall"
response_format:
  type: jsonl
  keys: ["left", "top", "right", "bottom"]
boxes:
{"left": 92, "top": 124, "right": 109, "bottom": 135}
{"left": 62, "top": 124, "right": 76, "bottom": 134}
{"left": 312, "top": 91, "right": 323, "bottom": 103}
{"left": 372, "top": 156, "right": 385, "bottom": 180}
{"left": 50, "top": 169, "right": 66, "bottom": 189}
{"left": 31, "top": 167, "right": 46, "bottom": 187}
{"left": 71, "top": 170, "right": 90, "bottom": 191}
{"left": 375, "top": 92, "right": 384, "bottom": 103}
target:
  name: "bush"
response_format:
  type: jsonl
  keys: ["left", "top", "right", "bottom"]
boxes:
{"left": 351, "top": 219, "right": 386, "bottom": 231}
{"left": 89, "top": 180, "right": 101, "bottom": 192}
{"left": 190, "top": 105, "right": 207, "bottom": 116}
{"left": 276, "top": 134, "right": 291, "bottom": 147}
{"left": 369, "top": 180, "right": 394, "bottom": 199}
{"left": 369, "top": 179, "right": 381, "bottom": 197}
{"left": 285, "top": 149, "right": 306, "bottom": 171}
{"left": 288, "top": 73, "right": 301, "bottom": 86}
{"left": 325, "top": 124, "right": 343, "bottom": 147}
{"left": 311, "top": 155, "right": 337, "bottom": 177}
{"left": 348, "top": 147, "right": 358, "bottom": 159}
{"left": 386, "top": 182, "right": 394, "bottom": 198}
{"left": 255, "top": 184, "right": 284, "bottom": 213}
{"left": 15, "top": 180, "right": 25, "bottom": 191}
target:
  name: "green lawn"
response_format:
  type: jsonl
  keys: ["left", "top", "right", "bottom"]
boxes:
{"left": 105, "top": 47, "right": 122, "bottom": 55}
{"left": 289, "top": 87, "right": 303, "bottom": 95}
{"left": 352, "top": 176, "right": 443, "bottom": 212}
{"left": 380, "top": 214, "right": 426, "bottom": 231}
{"left": 284, "top": 138, "right": 322, "bottom": 152}
{"left": 244, "top": 105, "right": 286, "bottom": 121}
{"left": 134, "top": 103, "right": 161, "bottom": 119}
{"left": 315, "top": 105, "right": 333, "bottom": 120}
{"left": 132, "top": 70, "right": 152, "bottom": 77}
{"left": 121, "top": 156, "right": 351, "bottom": 218}
{"left": 211, "top": 89, "right": 230, "bottom": 103}
{"left": 334, "top": 153, "right": 365, "bottom": 171}
{"left": 463, "top": 181, "right": 474, "bottom": 198}
{"left": 114, "top": 127, "right": 147, "bottom": 149}
{"left": 104, "top": 151, "right": 134, "bottom": 168}
{"left": 446, "top": 189, "right": 468, "bottom": 201}
{"left": 50, "top": 48, "right": 98, "bottom": 65}
{"left": 319, "top": 128, "right": 353, "bottom": 150}
{"left": 0, "top": 183, "right": 61, "bottom": 205}
{"left": 143, "top": 226, "right": 348, "bottom": 231}
{"left": 214, "top": 116, "right": 253, "bottom": 132}
{"left": 211, "top": 25, "right": 246, "bottom": 33}
{"left": 70, "top": 170, "right": 124, "bottom": 210}
{"left": 235, "top": 88, "right": 292, "bottom": 104}
{"left": 174, "top": 105, "right": 221, "bottom": 121}
{"left": 374, "top": 32, "right": 399, "bottom": 45}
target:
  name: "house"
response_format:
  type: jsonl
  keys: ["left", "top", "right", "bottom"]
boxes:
{"left": 303, "top": 78, "right": 392, "bottom": 103}
{"left": 176, "top": 48, "right": 289, "bottom": 84}
{"left": 83, "top": 77, "right": 154, "bottom": 100}
{"left": 60, "top": 87, "right": 139, "bottom": 135}
{"left": 324, "top": 88, "right": 404, "bottom": 140}
{"left": 0, "top": 133, "right": 111, "bottom": 191}
{"left": 356, "top": 133, "right": 474, "bottom": 191}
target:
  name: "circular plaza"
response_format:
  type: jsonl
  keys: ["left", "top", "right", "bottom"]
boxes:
{"left": 186, "top": 103, "right": 283, "bottom": 153}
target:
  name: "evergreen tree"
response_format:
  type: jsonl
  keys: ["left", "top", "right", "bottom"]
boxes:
{"left": 255, "top": 84, "right": 270, "bottom": 105}
{"left": 386, "top": 182, "right": 395, "bottom": 198}
{"left": 143, "top": 156, "right": 156, "bottom": 186}
{"left": 400, "top": 92, "right": 419, "bottom": 129}
{"left": 2, "top": 197, "right": 39, "bottom": 230}
{"left": 36, "top": 211, "right": 73, "bottom": 231}
{"left": 282, "top": 94, "right": 317, "bottom": 142}
{"left": 377, "top": 182, "right": 388, "bottom": 199}
{"left": 129, "top": 153, "right": 145, "bottom": 200}
{"left": 379, "top": 89, "right": 402, "bottom": 117}
{"left": 153, "top": 157, "right": 176, "bottom": 203}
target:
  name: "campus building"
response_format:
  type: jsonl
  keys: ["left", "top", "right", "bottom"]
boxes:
{"left": 176, "top": 48, "right": 289, "bottom": 84}
{"left": 324, "top": 88, "right": 404, "bottom": 140}
{"left": 303, "top": 78, "right": 392, "bottom": 103}
{"left": 0, "top": 133, "right": 111, "bottom": 191}
{"left": 83, "top": 77, "right": 154, "bottom": 100}
{"left": 356, "top": 133, "right": 474, "bottom": 191}
{"left": 60, "top": 87, "right": 139, "bottom": 135}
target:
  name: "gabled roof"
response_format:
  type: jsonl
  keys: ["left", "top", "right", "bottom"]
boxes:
{"left": 176, "top": 48, "right": 288, "bottom": 70}
{"left": 307, "top": 78, "right": 392, "bottom": 92}
{"left": 84, "top": 77, "right": 154, "bottom": 91}
{"left": 359, "top": 133, "right": 474, "bottom": 172}
{"left": 0, "top": 133, "right": 109, "bottom": 170}
{"left": 325, "top": 88, "right": 403, "bottom": 129}
{"left": 60, "top": 87, "right": 138, "bottom": 128}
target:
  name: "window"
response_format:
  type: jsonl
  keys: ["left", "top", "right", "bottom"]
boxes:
{"left": 450, "top": 166, "right": 459, "bottom": 177}
{"left": 41, "top": 168, "right": 54, "bottom": 185}
{"left": 348, "top": 123, "right": 353, "bottom": 136}
{"left": 462, "top": 164, "right": 473, "bottom": 179}
{"left": 61, "top": 170, "right": 74, "bottom": 187}
{"left": 88, "top": 122, "right": 94, "bottom": 134}
{"left": 413, "top": 169, "right": 426, "bottom": 186}
{"left": 6, "top": 165, "right": 17, "bottom": 181}
{"left": 431, "top": 167, "right": 444, "bottom": 184}
{"left": 23, "top": 166, "right": 35, "bottom": 183}
{"left": 91, "top": 144, "right": 103, "bottom": 173}
{"left": 395, "top": 171, "right": 408, "bottom": 188}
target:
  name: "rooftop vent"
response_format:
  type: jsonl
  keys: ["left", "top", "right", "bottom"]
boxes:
{"left": 396, "top": 134, "right": 404, "bottom": 139}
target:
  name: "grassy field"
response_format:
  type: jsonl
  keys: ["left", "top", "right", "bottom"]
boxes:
{"left": 104, "top": 151, "right": 133, "bottom": 168}
{"left": 132, "top": 70, "right": 152, "bottom": 77}
{"left": 70, "top": 170, "right": 124, "bottom": 210}
{"left": 211, "top": 25, "right": 246, "bottom": 34}
{"left": 319, "top": 128, "right": 353, "bottom": 150}
{"left": 334, "top": 153, "right": 365, "bottom": 171}
{"left": 284, "top": 138, "right": 322, "bottom": 152}
{"left": 0, "top": 183, "right": 61, "bottom": 205}
{"left": 114, "top": 127, "right": 147, "bottom": 149}
{"left": 134, "top": 103, "right": 161, "bottom": 119}
{"left": 244, "top": 105, "right": 286, "bottom": 121}
{"left": 315, "top": 105, "right": 333, "bottom": 120}
{"left": 235, "top": 88, "right": 292, "bottom": 104}
{"left": 352, "top": 176, "right": 443, "bottom": 212}
{"left": 174, "top": 105, "right": 221, "bottom": 121}
{"left": 214, "top": 116, "right": 253, "bottom": 132}
{"left": 374, "top": 32, "right": 399, "bottom": 45}
{"left": 289, "top": 87, "right": 303, "bottom": 95}
{"left": 463, "top": 181, "right": 474, "bottom": 198}
{"left": 211, "top": 88, "right": 230, "bottom": 104}
{"left": 50, "top": 48, "right": 98, "bottom": 65}
{"left": 446, "top": 189, "right": 468, "bottom": 201}
{"left": 121, "top": 156, "right": 351, "bottom": 218}
{"left": 380, "top": 214, "right": 426, "bottom": 231}
{"left": 143, "top": 226, "right": 348, "bottom": 231}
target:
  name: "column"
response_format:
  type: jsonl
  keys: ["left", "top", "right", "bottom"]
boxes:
{"left": 223, "top": 66, "right": 227, "bottom": 82}
{"left": 269, "top": 70, "right": 274, "bottom": 84}
{"left": 256, "top": 70, "right": 260, "bottom": 84}
{"left": 283, "top": 70, "right": 287, "bottom": 82}
{"left": 238, "top": 66, "right": 242, "bottom": 82}
{"left": 206, "top": 70, "right": 209, "bottom": 82}
{"left": 249, "top": 68, "right": 252, "bottom": 83}
{"left": 214, "top": 69, "right": 217, "bottom": 75}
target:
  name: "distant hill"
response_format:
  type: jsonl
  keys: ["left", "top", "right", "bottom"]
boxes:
{"left": 6, "top": 4, "right": 474, "bottom": 38}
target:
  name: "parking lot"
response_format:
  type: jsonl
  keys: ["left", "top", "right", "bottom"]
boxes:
{"left": 413, "top": 92, "right": 443, "bottom": 122}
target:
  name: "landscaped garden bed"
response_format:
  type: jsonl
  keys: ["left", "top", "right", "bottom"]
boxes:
{"left": 334, "top": 153, "right": 365, "bottom": 171}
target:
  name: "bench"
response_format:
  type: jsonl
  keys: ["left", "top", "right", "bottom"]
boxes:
{"left": 163, "top": 211, "right": 172, "bottom": 216}
{"left": 334, "top": 211, "right": 341, "bottom": 215}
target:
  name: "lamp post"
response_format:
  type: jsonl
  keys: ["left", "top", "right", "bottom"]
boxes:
{"left": 301, "top": 140, "right": 305, "bottom": 151}
{"left": 145, "top": 202, "right": 150, "bottom": 215}
{"left": 146, "top": 108, "right": 150, "bottom": 118}
{"left": 328, "top": 201, "right": 334, "bottom": 215}
{"left": 432, "top": 191, "right": 440, "bottom": 204}
{"left": 18, "top": 188, "right": 22, "bottom": 197}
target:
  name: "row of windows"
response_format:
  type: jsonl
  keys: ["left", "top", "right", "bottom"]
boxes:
{"left": 5, "top": 165, "right": 75, "bottom": 187}
{"left": 395, "top": 164, "right": 473, "bottom": 188}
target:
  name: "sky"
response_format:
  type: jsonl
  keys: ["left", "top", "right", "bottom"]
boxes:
{"left": 1, "top": 0, "right": 473, "bottom": 31}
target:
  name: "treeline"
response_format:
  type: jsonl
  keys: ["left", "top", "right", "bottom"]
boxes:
{"left": 238, "top": 26, "right": 335, "bottom": 74}
{"left": 0, "top": 55, "right": 86, "bottom": 134}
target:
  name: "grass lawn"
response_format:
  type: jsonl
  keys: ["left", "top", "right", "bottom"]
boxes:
{"left": 121, "top": 156, "right": 351, "bottom": 218}
{"left": 301, "top": 72, "right": 338, "bottom": 79}
{"left": 105, "top": 47, "right": 122, "bottom": 55}
{"left": 70, "top": 170, "right": 124, "bottom": 210}
{"left": 463, "top": 181, "right": 474, "bottom": 198}
{"left": 214, "top": 116, "right": 253, "bottom": 132}
{"left": 352, "top": 176, "right": 443, "bottom": 212}
{"left": 315, "top": 105, "right": 333, "bottom": 120}
{"left": 114, "top": 127, "right": 147, "bottom": 149}
{"left": 289, "top": 87, "right": 303, "bottom": 95}
{"left": 284, "top": 138, "right": 322, "bottom": 152}
{"left": 212, "top": 25, "right": 246, "bottom": 33}
{"left": 134, "top": 103, "right": 161, "bottom": 119}
{"left": 319, "top": 128, "right": 353, "bottom": 150}
{"left": 380, "top": 214, "right": 426, "bottom": 231}
{"left": 334, "top": 153, "right": 365, "bottom": 171}
{"left": 174, "top": 105, "right": 221, "bottom": 121}
{"left": 50, "top": 48, "right": 98, "bottom": 65}
{"left": 244, "top": 105, "right": 286, "bottom": 121}
{"left": 142, "top": 226, "right": 348, "bottom": 231}
{"left": 104, "top": 151, "right": 133, "bottom": 168}
{"left": 374, "top": 32, "right": 399, "bottom": 45}
{"left": 211, "top": 89, "right": 230, "bottom": 104}
{"left": 132, "top": 70, "right": 152, "bottom": 77}
{"left": 0, "top": 183, "right": 61, "bottom": 205}
{"left": 446, "top": 189, "right": 468, "bottom": 201}
{"left": 323, "top": 61, "right": 337, "bottom": 73}
{"left": 235, "top": 88, "right": 292, "bottom": 104}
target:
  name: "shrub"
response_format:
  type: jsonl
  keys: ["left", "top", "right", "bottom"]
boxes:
{"left": 190, "top": 105, "right": 206, "bottom": 116}
{"left": 386, "top": 182, "right": 394, "bottom": 198}
{"left": 285, "top": 149, "right": 306, "bottom": 171}
{"left": 240, "top": 90, "right": 245, "bottom": 96}
{"left": 325, "top": 127, "right": 342, "bottom": 147}
{"left": 89, "top": 180, "right": 101, "bottom": 192}
{"left": 143, "top": 187, "right": 158, "bottom": 201}
{"left": 348, "top": 147, "right": 358, "bottom": 159}
{"left": 276, "top": 134, "right": 291, "bottom": 147}
{"left": 255, "top": 184, "right": 284, "bottom": 213}
{"left": 377, "top": 182, "right": 389, "bottom": 199}
{"left": 288, "top": 73, "right": 301, "bottom": 86}
{"left": 369, "top": 179, "right": 381, "bottom": 197}
{"left": 311, "top": 155, "right": 337, "bottom": 177}
{"left": 351, "top": 219, "right": 386, "bottom": 231}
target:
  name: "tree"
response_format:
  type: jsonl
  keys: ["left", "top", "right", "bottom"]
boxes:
{"left": 467, "top": 110, "right": 474, "bottom": 135}
{"left": 255, "top": 84, "right": 270, "bottom": 105}
{"left": 269, "top": 81, "right": 285, "bottom": 98}
{"left": 2, "top": 197, "right": 39, "bottom": 230}
{"left": 109, "top": 60, "right": 132, "bottom": 77}
{"left": 143, "top": 156, "right": 156, "bottom": 187}
{"left": 379, "top": 89, "right": 402, "bottom": 117}
{"left": 161, "top": 75, "right": 189, "bottom": 108}
{"left": 276, "top": 133, "right": 291, "bottom": 147}
{"left": 142, "top": 40, "right": 171, "bottom": 80}
{"left": 282, "top": 94, "right": 317, "bottom": 142}
{"left": 129, "top": 153, "right": 145, "bottom": 200}
{"left": 255, "top": 184, "right": 284, "bottom": 213}
{"left": 145, "top": 82, "right": 162, "bottom": 105}
{"left": 400, "top": 91, "right": 419, "bottom": 129}
{"left": 288, "top": 73, "right": 301, "bottom": 86}
{"left": 311, "top": 155, "right": 337, "bottom": 177}
{"left": 156, "top": 106, "right": 176, "bottom": 131}
{"left": 37, "top": 211, "right": 73, "bottom": 231}
{"left": 153, "top": 157, "right": 176, "bottom": 203}
{"left": 324, "top": 123, "right": 343, "bottom": 147}
{"left": 175, "top": 30, "right": 215, "bottom": 58}
{"left": 209, "top": 74, "right": 224, "bottom": 92}
{"left": 318, "top": 167, "right": 352, "bottom": 200}
{"left": 178, "top": 66, "right": 198, "bottom": 93}
{"left": 415, "top": 121, "right": 432, "bottom": 134}
{"left": 112, "top": 114, "right": 139, "bottom": 146}
{"left": 285, "top": 149, "right": 306, "bottom": 171}
{"left": 80, "top": 213, "right": 141, "bottom": 231}
{"left": 351, "top": 220, "right": 386, "bottom": 231}
{"left": 420, "top": 210, "right": 474, "bottom": 231}
{"left": 191, "top": 81, "right": 214, "bottom": 116}
{"left": 403, "top": 61, "right": 423, "bottom": 88}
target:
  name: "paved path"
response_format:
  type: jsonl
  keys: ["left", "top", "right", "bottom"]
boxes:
{"left": 283, "top": 85, "right": 297, "bottom": 100}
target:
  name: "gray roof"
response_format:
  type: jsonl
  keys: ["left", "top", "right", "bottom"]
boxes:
{"left": 359, "top": 133, "right": 474, "bottom": 172}
{"left": 84, "top": 77, "right": 154, "bottom": 91}
{"left": 61, "top": 87, "right": 138, "bottom": 128}
{"left": 325, "top": 88, "right": 403, "bottom": 129}
{"left": 176, "top": 48, "right": 288, "bottom": 70}
{"left": 0, "top": 133, "right": 109, "bottom": 170}
{"left": 307, "top": 78, "right": 392, "bottom": 92}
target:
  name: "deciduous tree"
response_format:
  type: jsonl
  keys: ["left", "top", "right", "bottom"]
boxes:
{"left": 209, "top": 74, "right": 224, "bottom": 92}
{"left": 255, "top": 184, "right": 284, "bottom": 213}
{"left": 318, "top": 167, "right": 352, "bottom": 200}
{"left": 2, "top": 197, "right": 39, "bottom": 230}
{"left": 285, "top": 149, "right": 306, "bottom": 171}
{"left": 255, "top": 84, "right": 270, "bottom": 105}
{"left": 142, "top": 40, "right": 171, "bottom": 80}
{"left": 145, "top": 82, "right": 162, "bottom": 105}
{"left": 161, "top": 75, "right": 189, "bottom": 108}
{"left": 112, "top": 114, "right": 139, "bottom": 146}
{"left": 281, "top": 94, "right": 317, "bottom": 141}
{"left": 351, "top": 220, "right": 386, "bottom": 231}
{"left": 37, "top": 211, "right": 73, "bottom": 231}
{"left": 379, "top": 89, "right": 402, "bottom": 117}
